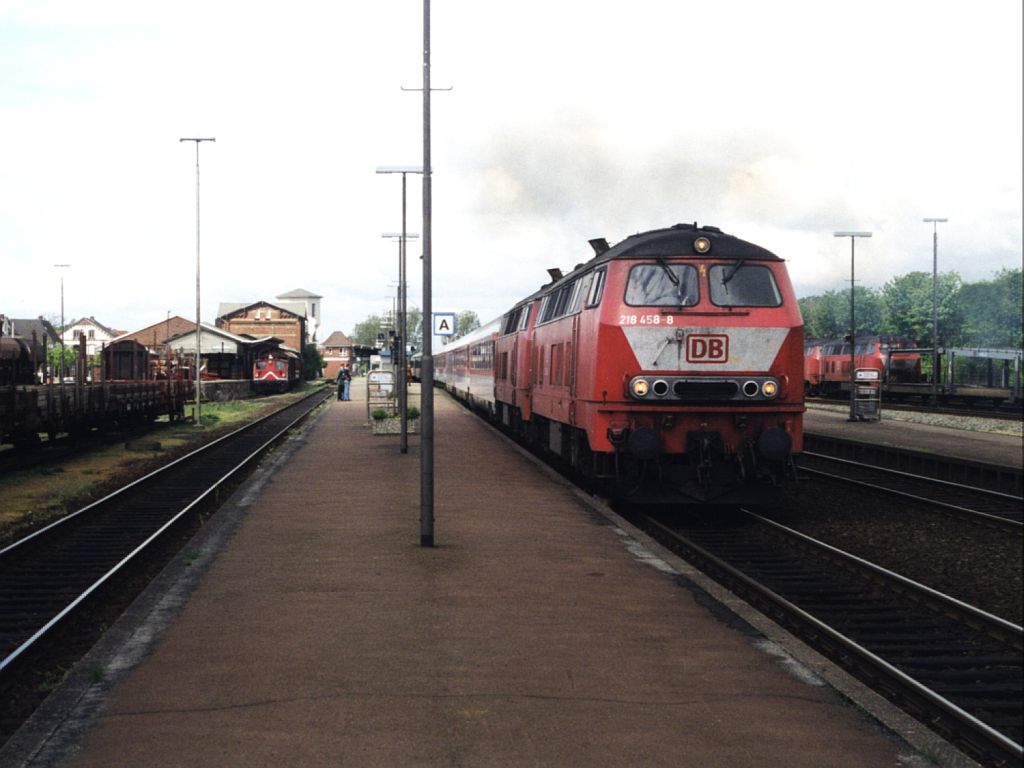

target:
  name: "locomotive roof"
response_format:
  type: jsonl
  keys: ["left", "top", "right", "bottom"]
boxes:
{"left": 594, "top": 223, "right": 780, "bottom": 265}
{"left": 526, "top": 223, "right": 782, "bottom": 299}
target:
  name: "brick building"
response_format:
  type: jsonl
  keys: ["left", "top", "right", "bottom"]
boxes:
{"left": 216, "top": 301, "right": 307, "bottom": 353}
{"left": 112, "top": 315, "right": 196, "bottom": 358}
{"left": 320, "top": 331, "right": 355, "bottom": 379}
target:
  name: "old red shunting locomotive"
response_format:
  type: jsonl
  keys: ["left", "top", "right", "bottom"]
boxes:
{"left": 252, "top": 349, "right": 300, "bottom": 394}
{"left": 436, "top": 223, "right": 804, "bottom": 504}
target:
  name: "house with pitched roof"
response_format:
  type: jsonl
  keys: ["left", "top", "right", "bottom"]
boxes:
{"left": 320, "top": 330, "right": 355, "bottom": 379}
{"left": 62, "top": 316, "right": 122, "bottom": 359}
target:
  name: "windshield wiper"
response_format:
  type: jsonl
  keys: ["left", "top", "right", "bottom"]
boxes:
{"left": 656, "top": 256, "right": 679, "bottom": 286}
{"left": 722, "top": 259, "right": 745, "bottom": 284}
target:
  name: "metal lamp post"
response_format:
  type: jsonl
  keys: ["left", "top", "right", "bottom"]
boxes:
{"left": 180, "top": 137, "right": 215, "bottom": 428}
{"left": 382, "top": 230, "right": 420, "bottom": 455}
{"left": 923, "top": 218, "right": 948, "bottom": 404}
{"left": 376, "top": 167, "right": 423, "bottom": 456}
{"left": 54, "top": 264, "right": 70, "bottom": 385}
{"left": 834, "top": 231, "right": 872, "bottom": 421}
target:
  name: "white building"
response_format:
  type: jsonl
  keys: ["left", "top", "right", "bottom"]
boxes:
{"left": 61, "top": 316, "right": 120, "bottom": 358}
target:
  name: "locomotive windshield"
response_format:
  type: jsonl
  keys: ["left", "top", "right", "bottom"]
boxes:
{"left": 625, "top": 264, "right": 699, "bottom": 306}
{"left": 708, "top": 264, "right": 782, "bottom": 307}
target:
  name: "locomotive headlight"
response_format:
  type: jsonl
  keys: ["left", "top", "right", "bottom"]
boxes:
{"left": 694, "top": 236, "right": 712, "bottom": 254}
{"left": 761, "top": 379, "right": 779, "bottom": 398}
{"left": 631, "top": 378, "right": 650, "bottom": 397}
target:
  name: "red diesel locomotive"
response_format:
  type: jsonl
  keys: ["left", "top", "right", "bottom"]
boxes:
{"left": 436, "top": 223, "right": 804, "bottom": 504}
{"left": 804, "top": 335, "right": 922, "bottom": 395}
{"left": 252, "top": 348, "right": 300, "bottom": 394}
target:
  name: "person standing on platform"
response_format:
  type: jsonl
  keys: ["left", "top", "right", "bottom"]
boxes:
{"left": 339, "top": 365, "right": 352, "bottom": 401}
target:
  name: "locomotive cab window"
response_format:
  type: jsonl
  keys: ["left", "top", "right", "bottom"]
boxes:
{"left": 625, "top": 263, "right": 698, "bottom": 306}
{"left": 586, "top": 268, "right": 606, "bottom": 308}
{"left": 708, "top": 264, "right": 781, "bottom": 307}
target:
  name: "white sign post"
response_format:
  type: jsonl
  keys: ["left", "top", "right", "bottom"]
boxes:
{"left": 433, "top": 312, "right": 456, "bottom": 337}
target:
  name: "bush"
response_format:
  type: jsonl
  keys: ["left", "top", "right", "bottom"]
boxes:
{"left": 371, "top": 408, "right": 390, "bottom": 421}
{"left": 406, "top": 406, "right": 420, "bottom": 420}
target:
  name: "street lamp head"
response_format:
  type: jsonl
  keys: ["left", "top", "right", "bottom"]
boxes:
{"left": 376, "top": 165, "right": 424, "bottom": 174}
{"left": 922, "top": 218, "right": 948, "bottom": 223}
{"left": 833, "top": 231, "right": 872, "bottom": 238}
{"left": 382, "top": 232, "right": 420, "bottom": 239}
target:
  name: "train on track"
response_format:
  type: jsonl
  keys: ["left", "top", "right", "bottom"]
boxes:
{"left": 435, "top": 223, "right": 804, "bottom": 504}
{"left": 1, "top": 339, "right": 190, "bottom": 448}
{"left": 252, "top": 348, "right": 301, "bottom": 394}
{"left": 804, "top": 336, "right": 1022, "bottom": 407}
{"left": 804, "top": 335, "right": 922, "bottom": 394}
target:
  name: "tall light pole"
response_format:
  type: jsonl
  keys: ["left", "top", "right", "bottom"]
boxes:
{"left": 180, "top": 137, "right": 215, "bottom": 427}
{"left": 382, "top": 229, "right": 420, "bottom": 454}
{"left": 923, "top": 218, "right": 948, "bottom": 404}
{"left": 421, "top": 0, "right": 435, "bottom": 547}
{"left": 54, "top": 264, "right": 70, "bottom": 385}
{"left": 834, "top": 231, "right": 872, "bottom": 421}
{"left": 377, "top": 165, "right": 424, "bottom": 457}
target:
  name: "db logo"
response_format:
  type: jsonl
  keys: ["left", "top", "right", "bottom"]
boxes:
{"left": 686, "top": 334, "right": 729, "bottom": 363}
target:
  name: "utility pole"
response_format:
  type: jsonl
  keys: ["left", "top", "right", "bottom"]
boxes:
{"left": 923, "top": 218, "right": 948, "bottom": 404}
{"left": 420, "top": 0, "right": 435, "bottom": 547}
{"left": 54, "top": 264, "right": 70, "bottom": 388}
{"left": 180, "top": 137, "right": 215, "bottom": 427}
{"left": 833, "top": 231, "right": 872, "bottom": 421}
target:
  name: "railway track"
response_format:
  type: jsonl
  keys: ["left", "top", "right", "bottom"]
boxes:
{"left": 0, "top": 387, "right": 332, "bottom": 738}
{"left": 799, "top": 451, "right": 1024, "bottom": 527}
{"left": 637, "top": 508, "right": 1023, "bottom": 767}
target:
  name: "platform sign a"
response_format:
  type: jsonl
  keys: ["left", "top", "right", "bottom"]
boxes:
{"left": 433, "top": 312, "right": 457, "bottom": 337}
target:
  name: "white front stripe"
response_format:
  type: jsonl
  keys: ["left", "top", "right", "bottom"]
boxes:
{"left": 621, "top": 326, "right": 789, "bottom": 371}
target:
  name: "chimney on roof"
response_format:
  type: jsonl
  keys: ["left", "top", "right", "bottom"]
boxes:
{"left": 547, "top": 268, "right": 563, "bottom": 282}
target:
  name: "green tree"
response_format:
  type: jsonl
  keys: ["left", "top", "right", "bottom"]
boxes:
{"left": 453, "top": 310, "right": 481, "bottom": 339}
{"left": 957, "top": 268, "right": 1023, "bottom": 348}
{"left": 46, "top": 344, "right": 78, "bottom": 381}
{"left": 880, "top": 271, "right": 963, "bottom": 346}
{"left": 301, "top": 343, "right": 323, "bottom": 380}
{"left": 799, "top": 287, "right": 883, "bottom": 339}
{"left": 406, "top": 307, "right": 423, "bottom": 352}
{"left": 352, "top": 314, "right": 390, "bottom": 346}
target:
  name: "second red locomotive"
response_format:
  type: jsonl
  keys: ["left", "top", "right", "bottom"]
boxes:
{"left": 804, "top": 335, "right": 922, "bottom": 396}
{"left": 436, "top": 223, "right": 804, "bottom": 504}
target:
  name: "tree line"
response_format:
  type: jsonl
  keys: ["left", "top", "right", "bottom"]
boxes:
{"left": 349, "top": 270, "right": 1021, "bottom": 353}
{"left": 799, "top": 268, "right": 1022, "bottom": 349}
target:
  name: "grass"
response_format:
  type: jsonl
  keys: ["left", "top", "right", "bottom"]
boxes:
{"left": 0, "top": 383, "right": 324, "bottom": 546}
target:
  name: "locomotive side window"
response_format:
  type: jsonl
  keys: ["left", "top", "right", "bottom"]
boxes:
{"left": 625, "top": 264, "right": 698, "bottom": 306}
{"left": 518, "top": 301, "right": 534, "bottom": 330}
{"left": 571, "top": 273, "right": 592, "bottom": 314}
{"left": 586, "top": 268, "right": 606, "bottom": 307}
{"left": 708, "top": 264, "right": 782, "bottom": 307}
{"left": 539, "top": 279, "right": 583, "bottom": 324}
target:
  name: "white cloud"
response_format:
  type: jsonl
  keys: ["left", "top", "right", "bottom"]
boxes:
{"left": 1, "top": 0, "right": 1020, "bottom": 338}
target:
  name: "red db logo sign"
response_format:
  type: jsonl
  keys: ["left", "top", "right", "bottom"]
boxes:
{"left": 686, "top": 334, "right": 729, "bottom": 363}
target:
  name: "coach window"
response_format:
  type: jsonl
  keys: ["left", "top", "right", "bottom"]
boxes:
{"left": 708, "top": 264, "right": 781, "bottom": 307}
{"left": 625, "top": 264, "right": 698, "bottom": 306}
{"left": 586, "top": 268, "right": 607, "bottom": 307}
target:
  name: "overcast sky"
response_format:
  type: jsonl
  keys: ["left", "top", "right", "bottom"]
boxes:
{"left": 2, "top": 0, "right": 1021, "bottom": 343}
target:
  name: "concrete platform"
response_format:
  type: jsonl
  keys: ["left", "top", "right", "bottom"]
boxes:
{"left": 804, "top": 403, "right": 1023, "bottom": 468}
{"left": 3, "top": 383, "right": 978, "bottom": 767}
